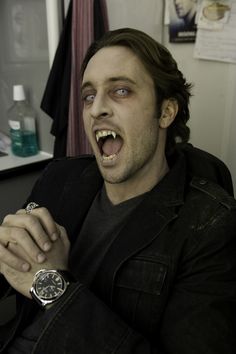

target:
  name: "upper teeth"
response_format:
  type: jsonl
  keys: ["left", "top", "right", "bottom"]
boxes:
{"left": 96, "top": 130, "right": 117, "bottom": 142}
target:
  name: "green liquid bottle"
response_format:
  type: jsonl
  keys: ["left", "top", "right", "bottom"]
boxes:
{"left": 8, "top": 85, "right": 38, "bottom": 157}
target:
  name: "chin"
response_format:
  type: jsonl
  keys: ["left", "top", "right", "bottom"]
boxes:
{"left": 100, "top": 168, "right": 126, "bottom": 185}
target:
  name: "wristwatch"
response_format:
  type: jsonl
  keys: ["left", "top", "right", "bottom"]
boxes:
{"left": 30, "top": 269, "right": 74, "bottom": 308}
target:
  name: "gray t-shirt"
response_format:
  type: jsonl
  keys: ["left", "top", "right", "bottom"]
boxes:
{"left": 74, "top": 185, "right": 146, "bottom": 286}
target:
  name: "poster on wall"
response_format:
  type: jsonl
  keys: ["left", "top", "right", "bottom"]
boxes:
{"left": 4, "top": 0, "right": 48, "bottom": 63}
{"left": 168, "top": 0, "right": 197, "bottom": 43}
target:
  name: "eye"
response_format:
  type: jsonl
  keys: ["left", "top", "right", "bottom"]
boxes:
{"left": 115, "top": 88, "right": 129, "bottom": 97}
{"left": 83, "top": 94, "right": 95, "bottom": 103}
{"left": 82, "top": 93, "right": 96, "bottom": 104}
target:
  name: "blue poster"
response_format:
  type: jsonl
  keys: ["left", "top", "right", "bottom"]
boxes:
{"left": 168, "top": 0, "right": 197, "bottom": 43}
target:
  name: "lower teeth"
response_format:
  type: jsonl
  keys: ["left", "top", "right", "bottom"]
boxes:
{"left": 102, "top": 154, "right": 116, "bottom": 161}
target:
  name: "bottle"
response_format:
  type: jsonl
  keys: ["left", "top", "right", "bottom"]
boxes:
{"left": 7, "top": 85, "right": 38, "bottom": 157}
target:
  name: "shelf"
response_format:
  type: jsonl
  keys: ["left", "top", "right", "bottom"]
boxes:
{"left": 0, "top": 149, "right": 53, "bottom": 178}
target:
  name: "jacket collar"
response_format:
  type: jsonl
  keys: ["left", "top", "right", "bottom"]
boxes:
{"left": 58, "top": 150, "right": 186, "bottom": 236}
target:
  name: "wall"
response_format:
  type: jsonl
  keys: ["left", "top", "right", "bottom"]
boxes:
{"left": 106, "top": 0, "right": 236, "bottom": 193}
{"left": 164, "top": 30, "right": 236, "bottom": 192}
{"left": 0, "top": 0, "right": 54, "bottom": 154}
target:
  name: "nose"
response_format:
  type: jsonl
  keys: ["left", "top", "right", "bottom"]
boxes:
{"left": 90, "top": 93, "right": 112, "bottom": 120}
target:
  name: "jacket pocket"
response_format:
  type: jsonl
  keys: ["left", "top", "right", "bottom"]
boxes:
{"left": 116, "top": 255, "right": 168, "bottom": 295}
{"left": 113, "top": 255, "right": 169, "bottom": 338}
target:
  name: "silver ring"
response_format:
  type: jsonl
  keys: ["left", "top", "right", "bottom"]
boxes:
{"left": 25, "top": 202, "right": 39, "bottom": 214}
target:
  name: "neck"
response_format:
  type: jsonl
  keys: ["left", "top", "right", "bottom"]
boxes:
{"left": 105, "top": 155, "right": 169, "bottom": 205}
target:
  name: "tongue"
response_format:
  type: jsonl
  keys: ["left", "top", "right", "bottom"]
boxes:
{"left": 102, "top": 136, "right": 123, "bottom": 156}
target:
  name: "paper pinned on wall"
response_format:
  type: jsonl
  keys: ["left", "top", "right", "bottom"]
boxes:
{"left": 194, "top": 0, "right": 236, "bottom": 64}
{"left": 197, "top": 0, "right": 231, "bottom": 30}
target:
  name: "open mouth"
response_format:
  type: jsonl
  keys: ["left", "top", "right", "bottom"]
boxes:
{"left": 95, "top": 129, "right": 123, "bottom": 161}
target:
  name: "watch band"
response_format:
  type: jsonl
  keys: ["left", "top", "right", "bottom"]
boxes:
{"left": 58, "top": 270, "right": 76, "bottom": 282}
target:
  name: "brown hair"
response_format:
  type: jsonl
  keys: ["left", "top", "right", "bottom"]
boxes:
{"left": 81, "top": 28, "right": 192, "bottom": 154}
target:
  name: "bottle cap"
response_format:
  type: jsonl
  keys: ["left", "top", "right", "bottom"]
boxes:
{"left": 13, "top": 85, "right": 26, "bottom": 101}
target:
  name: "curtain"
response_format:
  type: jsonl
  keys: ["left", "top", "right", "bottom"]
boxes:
{"left": 67, "top": 0, "right": 109, "bottom": 156}
{"left": 40, "top": 2, "right": 72, "bottom": 158}
{"left": 41, "top": 0, "right": 109, "bottom": 158}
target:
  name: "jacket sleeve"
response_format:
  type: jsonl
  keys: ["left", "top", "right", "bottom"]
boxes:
{"left": 31, "top": 205, "right": 236, "bottom": 353}
{"left": 160, "top": 204, "right": 236, "bottom": 353}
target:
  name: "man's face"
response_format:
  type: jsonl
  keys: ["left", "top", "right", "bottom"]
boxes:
{"left": 81, "top": 46, "right": 163, "bottom": 186}
{"left": 174, "top": 0, "right": 195, "bottom": 18}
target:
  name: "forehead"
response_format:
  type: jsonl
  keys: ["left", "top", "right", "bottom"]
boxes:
{"left": 82, "top": 46, "right": 153, "bottom": 87}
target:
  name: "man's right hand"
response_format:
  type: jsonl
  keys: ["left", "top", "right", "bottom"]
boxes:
{"left": 0, "top": 206, "right": 70, "bottom": 298}
{"left": 0, "top": 206, "right": 62, "bottom": 272}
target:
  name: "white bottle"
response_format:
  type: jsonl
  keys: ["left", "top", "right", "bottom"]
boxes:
{"left": 8, "top": 85, "right": 38, "bottom": 157}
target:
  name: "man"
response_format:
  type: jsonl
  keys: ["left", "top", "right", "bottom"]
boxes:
{"left": 169, "top": 0, "right": 197, "bottom": 43}
{"left": 0, "top": 28, "right": 236, "bottom": 353}
{"left": 174, "top": 0, "right": 197, "bottom": 27}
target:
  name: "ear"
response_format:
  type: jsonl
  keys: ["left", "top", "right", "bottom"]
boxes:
{"left": 159, "top": 99, "right": 178, "bottom": 129}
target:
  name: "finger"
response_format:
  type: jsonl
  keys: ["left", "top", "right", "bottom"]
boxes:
{"left": 17, "top": 207, "right": 59, "bottom": 242}
{"left": 0, "top": 225, "right": 47, "bottom": 264}
{"left": 9, "top": 232, "right": 47, "bottom": 264}
{"left": 3, "top": 213, "right": 53, "bottom": 253}
{"left": 56, "top": 224, "right": 70, "bottom": 251}
{"left": 0, "top": 242, "right": 30, "bottom": 273}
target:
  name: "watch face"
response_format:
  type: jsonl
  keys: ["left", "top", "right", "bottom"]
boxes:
{"left": 35, "top": 271, "right": 66, "bottom": 300}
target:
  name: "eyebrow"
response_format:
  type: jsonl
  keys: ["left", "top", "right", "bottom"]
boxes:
{"left": 81, "top": 76, "right": 137, "bottom": 92}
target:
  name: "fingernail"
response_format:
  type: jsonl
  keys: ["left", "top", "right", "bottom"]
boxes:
{"left": 51, "top": 232, "right": 58, "bottom": 241}
{"left": 22, "top": 263, "right": 30, "bottom": 272}
{"left": 37, "top": 253, "right": 46, "bottom": 263}
{"left": 43, "top": 242, "right": 51, "bottom": 251}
